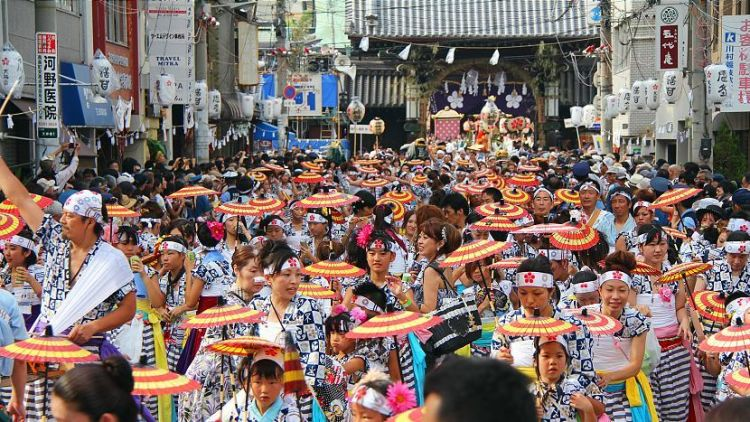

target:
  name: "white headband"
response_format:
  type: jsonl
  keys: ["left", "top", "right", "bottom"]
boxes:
{"left": 610, "top": 191, "right": 632, "bottom": 202}
{"left": 537, "top": 335, "right": 569, "bottom": 354}
{"left": 572, "top": 281, "right": 599, "bottom": 295}
{"left": 580, "top": 181, "right": 600, "bottom": 194}
{"left": 350, "top": 384, "right": 392, "bottom": 416}
{"left": 7, "top": 235, "right": 35, "bottom": 251}
{"left": 635, "top": 233, "right": 649, "bottom": 245}
{"left": 727, "top": 297, "right": 750, "bottom": 323}
{"left": 538, "top": 249, "right": 572, "bottom": 261}
{"left": 267, "top": 219, "right": 286, "bottom": 230}
{"left": 599, "top": 270, "right": 631, "bottom": 288}
{"left": 728, "top": 218, "right": 750, "bottom": 234}
{"left": 533, "top": 187, "right": 553, "bottom": 200}
{"left": 516, "top": 271, "right": 554, "bottom": 288}
{"left": 306, "top": 213, "right": 328, "bottom": 224}
{"left": 63, "top": 190, "right": 104, "bottom": 223}
{"left": 140, "top": 218, "right": 160, "bottom": 228}
{"left": 161, "top": 241, "right": 187, "bottom": 254}
{"left": 264, "top": 257, "right": 302, "bottom": 275}
{"left": 725, "top": 241, "right": 750, "bottom": 254}
{"left": 633, "top": 201, "right": 652, "bottom": 212}
{"left": 354, "top": 295, "right": 384, "bottom": 314}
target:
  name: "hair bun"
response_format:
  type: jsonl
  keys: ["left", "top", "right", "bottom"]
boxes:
{"left": 102, "top": 356, "right": 135, "bottom": 394}
{"left": 604, "top": 251, "right": 637, "bottom": 274}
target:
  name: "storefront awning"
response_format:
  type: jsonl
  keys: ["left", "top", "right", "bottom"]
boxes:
{"left": 59, "top": 62, "right": 115, "bottom": 128}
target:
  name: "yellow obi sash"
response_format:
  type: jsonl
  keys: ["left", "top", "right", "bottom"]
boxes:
{"left": 137, "top": 298, "right": 171, "bottom": 422}
{"left": 517, "top": 366, "right": 537, "bottom": 381}
{"left": 599, "top": 370, "right": 659, "bottom": 422}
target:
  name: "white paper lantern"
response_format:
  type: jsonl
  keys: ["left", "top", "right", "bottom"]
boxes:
{"left": 272, "top": 98, "right": 283, "bottom": 117}
{"left": 157, "top": 74, "right": 176, "bottom": 107}
{"left": 605, "top": 95, "right": 618, "bottom": 118}
{"left": 569, "top": 106, "right": 583, "bottom": 126}
{"left": 240, "top": 93, "right": 254, "bottom": 119}
{"left": 208, "top": 89, "right": 221, "bottom": 118}
{"left": 194, "top": 80, "right": 208, "bottom": 110}
{"left": 90, "top": 49, "right": 117, "bottom": 97}
{"left": 631, "top": 81, "right": 646, "bottom": 110}
{"left": 705, "top": 64, "right": 729, "bottom": 104}
{"left": 662, "top": 70, "right": 680, "bottom": 104}
{"left": 0, "top": 42, "right": 25, "bottom": 99}
{"left": 645, "top": 79, "right": 660, "bottom": 110}
{"left": 262, "top": 99, "right": 274, "bottom": 121}
{"left": 582, "top": 104, "right": 597, "bottom": 128}
{"left": 617, "top": 88, "right": 631, "bottom": 114}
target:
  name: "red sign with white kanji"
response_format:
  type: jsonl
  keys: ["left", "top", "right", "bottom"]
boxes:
{"left": 659, "top": 25, "right": 678, "bottom": 70}
{"left": 433, "top": 119, "right": 461, "bottom": 141}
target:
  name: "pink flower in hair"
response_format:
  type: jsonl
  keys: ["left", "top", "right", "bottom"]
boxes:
{"left": 331, "top": 304, "right": 349, "bottom": 317}
{"left": 356, "top": 223, "right": 374, "bottom": 249}
{"left": 386, "top": 382, "right": 417, "bottom": 414}
{"left": 350, "top": 306, "right": 367, "bottom": 323}
{"left": 206, "top": 221, "right": 225, "bottom": 242}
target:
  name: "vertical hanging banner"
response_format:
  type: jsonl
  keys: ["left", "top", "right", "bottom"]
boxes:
{"left": 36, "top": 32, "right": 59, "bottom": 140}
{"left": 146, "top": 0, "right": 194, "bottom": 105}
{"left": 655, "top": 4, "right": 688, "bottom": 71}
{"left": 721, "top": 15, "right": 750, "bottom": 111}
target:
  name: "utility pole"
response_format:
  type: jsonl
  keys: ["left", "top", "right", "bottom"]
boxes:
{"left": 195, "top": 1, "right": 211, "bottom": 163}
{"left": 599, "top": 0, "right": 613, "bottom": 153}
{"left": 688, "top": 0, "right": 711, "bottom": 166}
{"left": 275, "top": 0, "right": 289, "bottom": 152}
{"left": 35, "top": 0, "right": 57, "bottom": 163}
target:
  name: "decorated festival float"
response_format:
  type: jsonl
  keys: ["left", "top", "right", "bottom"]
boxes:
{"left": 429, "top": 70, "right": 535, "bottom": 156}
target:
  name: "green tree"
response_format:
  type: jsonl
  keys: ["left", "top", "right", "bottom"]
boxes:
{"left": 713, "top": 122, "right": 747, "bottom": 182}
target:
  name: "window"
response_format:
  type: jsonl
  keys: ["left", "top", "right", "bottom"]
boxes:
{"left": 106, "top": 0, "right": 128, "bottom": 45}
{"left": 56, "top": 0, "right": 79, "bottom": 13}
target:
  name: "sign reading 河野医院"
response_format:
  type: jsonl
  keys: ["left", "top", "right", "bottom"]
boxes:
{"left": 36, "top": 32, "right": 58, "bottom": 140}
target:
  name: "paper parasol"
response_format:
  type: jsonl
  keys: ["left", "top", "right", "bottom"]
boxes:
{"left": 167, "top": 186, "right": 219, "bottom": 199}
{"left": 501, "top": 188, "right": 531, "bottom": 205}
{"left": 346, "top": 311, "right": 443, "bottom": 339}
{"left": 692, "top": 290, "right": 729, "bottom": 325}
{"left": 377, "top": 198, "right": 406, "bottom": 221}
{"left": 518, "top": 165, "right": 542, "bottom": 173}
{"left": 633, "top": 262, "right": 662, "bottom": 276}
{"left": 724, "top": 368, "right": 750, "bottom": 394}
{"left": 569, "top": 308, "right": 623, "bottom": 335}
{"left": 215, "top": 202, "right": 264, "bottom": 217}
{"left": 382, "top": 190, "right": 416, "bottom": 204}
{"left": 555, "top": 189, "right": 581, "bottom": 205}
{"left": 263, "top": 163, "right": 285, "bottom": 172}
{"left": 488, "top": 174, "right": 506, "bottom": 189}
{"left": 650, "top": 187, "right": 702, "bottom": 208}
{"left": 550, "top": 225, "right": 600, "bottom": 251}
{"left": 359, "top": 167, "right": 379, "bottom": 174}
{"left": 489, "top": 257, "right": 525, "bottom": 270}
{"left": 131, "top": 366, "right": 202, "bottom": 396}
{"left": 297, "top": 283, "right": 338, "bottom": 299}
{"left": 297, "top": 191, "right": 359, "bottom": 209}
{"left": 293, "top": 172, "right": 325, "bottom": 184}
{"left": 250, "top": 172, "right": 268, "bottom": 182}
{"left": 0, "top": 337, "right": 98, "bottom": 363}
{"left": 507, "top": 174, "right": 540, "bottom": 188}
{"left": 658, "top": 262, "right": 712, "bottom": 283}
{"left": 251, "top": 166, "right": 272, "bottom": 173}
{"left": 301, "top": 162, "right": 323, "bottom": 172}
{"left": 357, "top": 159, "right": 381, "bottom": 166}
{"left": 361, "top": 178, "right": 389, "bottom": 188}
{"left": 452, "top": 183, "right": 472, "bottom": 194}
{"left": 105, "top": 204, "right": 141, "bottom": 218}
{"left": 466, "top": 183, "right": 494, "bottom": 196}
{"left": 406, "top": 159, "right": 423, "bottom": 166}
{"left": 0, "top": 212, "right": 25, "bottom": 240}
{"left": 387, "top": 407, "right": 425, "bottom": 422}
{"left": 180, "top": 305, "right": 264, "bottom": 329}
{"left": 469, "top": 215, "right": 518, "bottom": 232}
{"left": 302, "top": 260, "right": 366, "bottom": 278}
{"left": 514, "top": 224, "right": 579, "bottom": 235}
{"left": 699, "top": 323, "right": 750, "bottom": 353}
{"left": 662, "top": 227, "right": 688, "bottom": 240}
{"left": 0, "top": 194, "right": 54, "bottom": 215}
{"left": 247, "top": 197, "right": 286, "bottom": 213}
{"left": 412, "top": 175, "right": 428, "bottom": 184}
{"left": 475, "top": 202, "right": 529, "bottom": 219}
{"left": 473, "top": 168, "right": 492, "bottom": 178}
{"left": 439, "top": 239, "right": 510, "bottom": 268}
{"left": 496, "top": 315, "right": 577, "bottom": 337}
{"left": 206, "top": 336, "right": 283, "bottom": 357}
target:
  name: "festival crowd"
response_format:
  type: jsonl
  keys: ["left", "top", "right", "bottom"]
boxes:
{"left": 0, "top": 139, "right": 749, "bottom": 422}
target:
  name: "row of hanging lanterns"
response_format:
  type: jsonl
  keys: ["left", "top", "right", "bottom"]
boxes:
{"left": 569, "top": 104, "right": 598, "bottom": 128}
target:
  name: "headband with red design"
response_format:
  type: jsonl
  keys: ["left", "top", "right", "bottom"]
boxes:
{"left": 599, "top": 270, "right": 631, "bottom": 288}
{"left": 515, "top": 271, "right": 554, "bottom": 288}
{"left": 572, "top": 280, "right": 599, "bottom": 295}
{"left": 264, "top": 257, "right": 302, "bottom": 275}
{"left": 367, "top": 237, "right": 392, "bottom": 252}
{"left": 725, "top": 241, "right": 750, "bottom": 255}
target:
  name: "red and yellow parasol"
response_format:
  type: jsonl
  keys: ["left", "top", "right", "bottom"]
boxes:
{"left": 412, "top": 175, "right": 428, "bottom": 184}
{"left": 180, "top": 305, "right": 264, "bottom": 329}
{"left": 297, "top": 283, "right": 338, "bottom": 299}
{"left": 662, "top": 227, "right": 688, "bottom": 240}
{"left": 302, "top": 260, "right": 366, "bottom": 278}
{"left": 252, "top": 167, "right": 272, "bottom": 173}
{"left": 488, "top": 174, "right": 506, "bottom": 189}
{"left": 382, "top": 190, "right": 416, "bottom": 204}
{"left": 650, "top": 187, "right": 703, "bottom": 208}
{"left": 297, "top": 190, "right": 359, "bottom": 209}
{"left": 569, "top": 308, "right": 623, "bottom": 335}
{"left": 0, "top": 212, "right": 25, "bottom": 240}
{"left": 466, "top": 183, "right": 494, "bottom": 196}
{"left": 406, "top": 159, "right": 423, "bottom": 166}
{"left": 346, "top": 311, "right": 443, "bottom": 339}
{"left": 469, "top": 215, "right": 518, "bottom": 232}
{"left": 360, "top": 167, "right": 379, "bottom": 175}
{"left": 215, "top": 202, "right": 264, "bottom": 217}
{"left": 377, "top": 198, "right": 406, "bottom": 221}
{"left": 633, "top": 262, "right": 662, "bottom": 276}
{"left": 263, "top": 163, "right": 285, "bottom": 172}
{"left": 250, "top": 172, "right": 268, "bottom": 182}
{"left": 105, "top": 204, "right": 141, "bottom": 218}
{"left": 131, "top": 366, "right": 202, "bottom": 396}
{"left": 550, "top": 224, "right": 600, "bottom": 251}
{"left": 496, "top": 314, "right": 577, "bottom": 337}
{"left": 699, "top": 323, "right": 750, "bottom": 353}
{"left": 475, "top": 202, "right": 529, "bottom": 219}
{"left": 518, "top": 164, "right": 542, "bottom": 173}
{"left": 301, "top": 162, "right": 323, "bottom": 172}
{"left": 206, "top": 336, "right": 282, "bottom": 357}
{"left": 501, "top": 188, "right": 531, "bottom": 205}
{"left": 357, "top": 159, "right": 381, "bottom": 166}
{"left": 0, "top": 194, "right": 54, "bottom": 215}
{"left": 507, "top": 174, "right": 540, "bottom": 188}
{"left": 489, "top": 257, "right": 525, "bottom": 270}
{"left": 0, "top": 336, "right": 98, "bottom": 363}
{"left": 247, "top": 197, "right": 286, "bottom": 213}
{"left": 724, "top": 368, "right": 750, "bottom": 394}
{"left": 555, "top": 189, "right": 581, "bottom": 205}
{"left": 658, "top": 262, "right": 713, "bottom": 283}
{"left": 439, "top": 239, "right": 510, "bottom": 268}
{"left": 451, "top": 183, "right": 472, "bottom": 194}
{"left": 293, "top": 172, "right": 325, "bottom": 184}
{"left": 167, "top": 185, "right": 219, "bottom": 199}
{"left": 514, "top": 224, "right": 579, "bottom": 235}
{"left": 692, "top": 290, "right": 729, "bottom": 325}
{"left": 473, "top": 168, "right": 492, "bottom": 178}
{"left": 361, "top": 178, "right": 389, "bottom": 188}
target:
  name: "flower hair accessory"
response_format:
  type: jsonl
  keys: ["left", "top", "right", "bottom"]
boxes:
{"left": 356, "top": 223, "right": 375, "bottom": 248}
{"left": 386, "top": 382, "right": 417, "bottom": 414}
{"left": 350, "top": 306, "right": 367, "bottom": 324}
{"left": 331, "top": 304, "right": 349, "bottom": 317}
{"left": 206, "top": 221, "right": 224, "bottom": 241}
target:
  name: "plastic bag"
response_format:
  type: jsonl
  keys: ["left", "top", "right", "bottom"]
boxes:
{"left": 641, "top": 328, "right": 662, "bottom": 376}
{"left": 113, "top": 315, "right": 144, "bottom": 364}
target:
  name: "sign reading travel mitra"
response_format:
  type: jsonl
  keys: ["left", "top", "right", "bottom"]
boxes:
{"left": 36, "top": 32, "right": 58, "bottom": 140}
{"left": 146, "top": 0, "right": 194, "bottom": 105}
